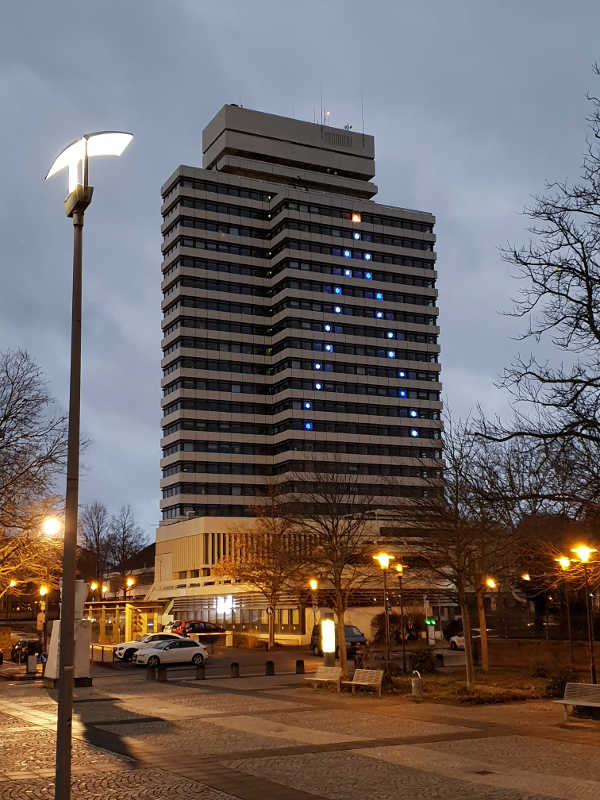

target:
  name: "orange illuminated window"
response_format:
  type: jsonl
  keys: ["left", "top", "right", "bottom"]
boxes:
{"left": 351, "top": 212, "right": 362, "bottom": 223}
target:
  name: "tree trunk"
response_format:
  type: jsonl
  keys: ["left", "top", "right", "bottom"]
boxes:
{"left": 459, "top": 593, "right": 474, "bottom": 689}
{"left": 476, "top": 588, "right": 489, "bottom": 673}
{"left": 335, "top": 602, "right": 348, "bottom": 677}
{"left": 268, "top": 607, "right": 275, "bottom": 650}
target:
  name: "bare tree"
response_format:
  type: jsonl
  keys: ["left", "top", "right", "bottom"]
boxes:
{"left": 291, "top": 470, "right": 376, "bottom": 677}
{"left": 493, "top": 67, "right": 600, "bottom": 449}
{"left": 107, "top": 505, "right": 146, "bottom": 597}
{"left": 0, "top": 349, "right": 68, "bottom": 534}
{"left": 79, "top": 501, "right": 111, "bottom": 584}
{"left": 0, "top": 507, "right": 63, "bottom": 599}
{"left": 214, "top": 489, "right": 307, "bottom": 649}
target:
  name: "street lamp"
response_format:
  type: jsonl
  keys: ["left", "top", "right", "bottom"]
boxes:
{"left": 555, "top": 556, "right": 574, "bottom": 667}
{"left": 39, "top": 585, "right": 48, "bottom": 651}
{"left": 101, "top": 584, "right": 108, "bottom": 598}
{"left": 395, "top": 563, "right": 408, "bottom": 674}
{"left": 45, "top": 130, "right": 133, "bottom": 800}
{"left": 125, "top": 577, "right": 135, "bottom": 599}
{"left": 308, "top": 579, "right": 319, "bottom": 629}
{"left": 7, "top": 579, "right": 16, "bottom": 621}
{"left": 373, "top": 552, "right": 394, "bottom": 677}
{"left": 571, "top": 545, "right": 598, "bottom": 683}
{"left": 90, "top": 582, "right": 98, "bottom": 601}
{"left": 42, "top": 517, "right": 62, "bottom": 537}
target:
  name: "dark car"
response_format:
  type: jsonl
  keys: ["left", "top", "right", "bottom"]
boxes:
{"left": 310, "top": 624, "right": 366, "bottom": 657}
{"left": 10, "top": 638, "right": 42, "bottom": 663}
{"left": 170, "top": 620, "right": 226, "bottom": 643}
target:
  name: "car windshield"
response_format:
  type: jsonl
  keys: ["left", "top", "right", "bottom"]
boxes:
{"left": 150, "top": 640, "right": 173, "bottom": 650}
{"left": 345, "top": 626, "right": 362, "bottom": 636}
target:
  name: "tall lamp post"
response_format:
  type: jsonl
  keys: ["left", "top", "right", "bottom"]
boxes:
{"left": 571, "top": 546, "right": 598, "bottom": 684}
{"left": 555, "top": 557, "right": 574, "bottom": 668}
{"left": 39, "top": 585, "right": 49, "bottom": 652}
{"left": 45, "top": 130, "right": 133, "bottom": 800}
{"left": 373, "top": 552, "right": 394, "bottom": 677}
{"left": 395, "top": 563, "right": 408, "bottom": 673}
{"left": 309, "top": 579, "right": 319, "bottom": 630}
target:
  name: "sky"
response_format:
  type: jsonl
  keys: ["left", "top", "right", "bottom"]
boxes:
{"left": 1, "top": 1, "right": 599, "bottom": 541}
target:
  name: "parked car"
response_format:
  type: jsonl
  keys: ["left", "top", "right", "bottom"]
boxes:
{"left": 133, "top": 638, "right": 208, "bottom": 667}
{"left": 114, "top": 632, "right": 184, "bottom": 662}
{"left": 309, "top": 624, "right": 366, "bottom": 657}
{"left": 449, "top": 628, "right": 497, "bottom": 650}
{"left": 165, "top": 620, "right": 226, "bottom": 642}
{"left": 10, "top": 638, "right": 42, "bottom": 663}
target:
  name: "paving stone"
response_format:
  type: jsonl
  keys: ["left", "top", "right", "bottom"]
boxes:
{"left": 229, "top": 750, "right": 552, "bottom": 800}
{"left": 0, "top": 729, "right": 128, "bottom": 774}
{"left": 0, "top": 768, "right": 236, "bottom": 798}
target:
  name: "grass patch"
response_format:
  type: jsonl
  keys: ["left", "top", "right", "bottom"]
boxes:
{"left": 391, "top": 669, "right": 548, "bottom": 705}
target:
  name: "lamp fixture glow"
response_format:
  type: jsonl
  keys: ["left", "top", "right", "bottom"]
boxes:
{"left": 314, "top": 382, "right": 322, "bottom": 390}
{"left": 42, "top": 516, "right": 61, "bottom": 537}
{"left": 351, "top": 212, "right": 361, "bottom": 223}
{"left": 485, "top": 577, "right": 497, "bottom": 589}
{"left": 521, "top": 573, "right": 531, "bottom": 581}
{"left": 343, "top": 249, "right": 351, "bottom": 258}
{"left": 101, "top": 584, "right": 108, "bottom": 594}
{"left": 353, "top": 232, "right": 361, "bottom": 240}
{"left": 9, "top": 579, "right": 16, "bottom": 588}
{"left": 556, "top": 556, "right": 571, "bottom": 570}
{"left": 40, "top": 585, "right": 48, "bottom": 597}
{"left": 324, "top": 323, "right": 332, "bottom": 332}
{"left": 45, "top": 132, "right": 133, "bottom": 192}
{"left": 375, "top": 310, "right": 383, "bottom": 318}
{"left": 126, "top": 577, "right": 135, "bottom": 588}
{"left": 373, "top": 552, "right": 394, "bottom": 570}
{"left": 334, "top": 306, "right": 342, "bottom": 313}
{"left": 90, "top": 582, "right": 98, "bottom": 592}
{"left": 309, "top": 578, "right": 318, "bottom": 591}
{"left": 395, "top": 563, "right": 406, "bottom": 575}
{"left": 572, "top": 545, "right": 597, "bottom": 563}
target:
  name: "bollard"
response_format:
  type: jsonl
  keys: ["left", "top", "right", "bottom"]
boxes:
{"left": 146, "top": 665, "right": 156, "bottom": 681}
{"left": 230, "top": 661, "right": 240, "bottom": 678}
{"left": 157, "top": 666, "right": 168, "bottom": 682}
{"left": 195, "top": 663, "right": 206, "bottom": 680}
{"left": 295, "top": 659, "right": 305, "bottom": 675}
{"left": 411, "top": 669, "right": 423, "bottom": 702}
{"left": 265, "top": 660, "right": 275, "bottom": 676}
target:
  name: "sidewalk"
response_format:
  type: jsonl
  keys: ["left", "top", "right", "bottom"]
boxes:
{"left": 0, "top": 661, "right": 43, "bottom": 681}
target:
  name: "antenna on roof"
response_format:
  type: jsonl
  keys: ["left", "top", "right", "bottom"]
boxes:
{"left": 320, "top": 82, "right": 323, "bottom": 126}
{"left": 361, "top": 94, "right": 365, "bottom": 146}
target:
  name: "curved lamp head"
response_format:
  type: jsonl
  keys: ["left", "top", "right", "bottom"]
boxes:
{"left": 45, "top": 131, "right": 133, "bottom": 192}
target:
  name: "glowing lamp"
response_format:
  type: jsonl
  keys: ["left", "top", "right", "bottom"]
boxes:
{"left": 398, "top": 370, "right": 406, "bottom": 378}
{"left": 572, "top": 545, "right": 597, "bottom": 563}
{"left": 324, "top": 344, "right": 333, "bottom": 352}
{"left": 46, "top": 131, "right": 133, "bottom": 192}
{"left": 304, "top": 401, "right": 312, "bottom": 409}
{"left": 409, "top": 410, "right": 418, "bottom": 418}
{"left": 9, "top": 579, "right": 16, "bottom": 588}
{"left": 304, "top": 421, "right": 313, "bottom": 430}
{"left": 410, "top": 429, "right": 419, "bottom": 437}
{"left": 324, "top": 323, "right": 332, "bottom": 332}
{"left": 365, "top": 271, "right": 373, "bottom": 279}
{"left": 364, "top": 253, "right": 372, "bottom": 261}
{"left": 521, "top": 573, "right": 531, "bottom": 581}
{"left": 353, "top": 232, "right": 361, "bottom": 240}
{"left": 398, "top": 389, "right": 407, "bottom": 398}
{"left": 102, "top": 585, "right": 108, "bottom": 594}
{"left": 90, "top": 582, "right": 98, "bottom": 592}
{"left": 344, "top": 269, "right": 352, "bottom": 277}
{"left": 376, "top": 292, "right": 383, "bottom": 300}
{"left": 314, "top": 362, "right": 322, "bottom": 370}
{"left": 351, "top": 212, "right": 362, "bottom": 223}
{"left": 373, "top": 552, "right": 394, "bottom": 569}
{"left": 387, "top": 331, "right": 394, "bottom": 338}
{"left": 387, "top": 351, "right": 395, "bottom": 359}
{"left": 375, "top": 311, "right": 383, "bottom": 319}
{"left": 321, "top": 618, "right": 336, "bottom": 653}
{"left": 556, "top": 556, "right": 571, "bottom": 570}
{"left": 39, "top": 586, "right": 48, "bottom": 597}
{"left": 334, "top": 286, "right": 342, "bottom": 295}
{"left": 343, "top": 249, "right": 351, "bottom": 259}
{"left": 309, "top": 579, "right": 318, "bottom": 591}
{"left": 42, "top": 517, "right": 62, "bottom": 537}
{"left": 334, "top": 306, "right": 342, "bottom": 314}
{"left": 126, "top": 577, "right": 135, "bottom": 588}
{"left": 485, "top": 577, "right": 497, "bottom": 589}
{"left": 314, "top": 382, "right": 322, "bottom": 390}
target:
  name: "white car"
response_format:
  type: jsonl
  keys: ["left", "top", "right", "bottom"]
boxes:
{"left": 133, "top": 638, "right": 208, "bottom": 667}
{"left": 449, "top": 628, "right": 497, "bottom": 650}
{"left": 114, "top": 633, "right": 184, "bottom": 662}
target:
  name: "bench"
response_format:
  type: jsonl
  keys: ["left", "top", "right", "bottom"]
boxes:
{"left": 342, "top": 668, "right": 384, "bottom": 697}
{"left": 304, "top": 665, "right": 342, "bottom": 691}
{"left": 555, "top": 682, "right": 600, "bottom": 721}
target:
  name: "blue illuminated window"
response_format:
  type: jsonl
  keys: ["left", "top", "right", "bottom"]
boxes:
{"left": 397, "top": 370, "right": 406, "bottom": 378}
{"left": 314, "top": 362, "right": 322, "bottom": 370}
{"left": 343, "top": 249, "right": 352, "bottom": 259}
{"left": 364, "top": 253, "right": 372, "bottom": 261}
{"left": 365, "top": 271, "right": 373, "bottom": 280}
{"left": 305, "top": 421, "right": 313, "bottom": 431}
{"left": 344, "top": 269, "right": 352, "bottom": 277}
{"left": 398, "top": 389, "right": 407, "bottom": 398}
{"left": 410, "top": 429, "right": 419, "bottom": 438}
{"left": 409, "top": 409, "right": 418, "bottom": 418}
{"left": 387, "top": 351, "right": 396, "bottom": 359}
{"left": 334, "top": 306, "right": 342, "bottom": 314}
{"left": 314, "top": 382, "right": 323, "bottom": 390}
{"left": 334, "top": 286, "right": 342, "bottom": 295}
{"left": 323, "top": 323, "right": 332, "bottom": 332}
{"left": 353, "top": 232, "right": 361, "bottom": 240}
{"left": 376, "top": 292, "right": 384, "bottom": 301}
{"left": 376, "top": 311, "right": 383, "bottom": 319}
{"left": 387, "top": 331, "right": 394, "bottom": 339}
{"left": 304, "top": 401, "right": 312, "bottom": 410}
{"left": 324, "top": 344, "right": 333, "bottom": 352}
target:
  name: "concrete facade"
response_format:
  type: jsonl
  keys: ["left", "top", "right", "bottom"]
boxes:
{"left": 151, "top": 106, "right": 442, "bottom": 626}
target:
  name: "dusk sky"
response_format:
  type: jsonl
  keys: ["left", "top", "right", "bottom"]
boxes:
{"left": 2, "top": 1, "right": 599, "bottom": 540}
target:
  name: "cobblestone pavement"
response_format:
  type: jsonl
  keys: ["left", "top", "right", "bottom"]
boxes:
{"left": 1, "top": 670, "right": 600, "bottom": 799}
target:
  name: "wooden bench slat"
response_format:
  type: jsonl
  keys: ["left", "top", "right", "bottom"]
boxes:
{"left": 557, "top": 683, "right": 600, "bottom": 721}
